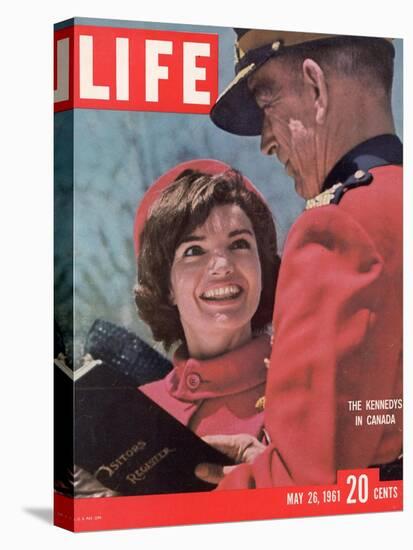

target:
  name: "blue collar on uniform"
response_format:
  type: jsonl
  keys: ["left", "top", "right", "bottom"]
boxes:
{"left": 322, "top": 134, "right": 403, "bottom": 192}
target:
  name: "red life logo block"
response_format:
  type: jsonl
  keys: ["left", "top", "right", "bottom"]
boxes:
{"left": 54, "top": 25, "right": 219, "bottom": 114}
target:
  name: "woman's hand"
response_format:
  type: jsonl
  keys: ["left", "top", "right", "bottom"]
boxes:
{"left": 195, "top": 434, "right": 266, "bottom": 485}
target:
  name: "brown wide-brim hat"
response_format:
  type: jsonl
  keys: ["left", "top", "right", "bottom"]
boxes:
{"left": 210, "top": 29, "right": 394, "bottom": 136}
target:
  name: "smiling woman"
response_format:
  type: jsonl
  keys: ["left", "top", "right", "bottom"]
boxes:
{"left": 170, "top": 203, "right": 262, "bottom": 359}
{"left": 134, "top": 159, "right": 280, "bottom": 441}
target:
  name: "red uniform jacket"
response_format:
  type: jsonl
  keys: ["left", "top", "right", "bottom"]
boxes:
{"left": 140, "top": 334, "right": 270, "bottom": 438}
{"left": 219, "top": 136, "right": 403, "bottom": 489}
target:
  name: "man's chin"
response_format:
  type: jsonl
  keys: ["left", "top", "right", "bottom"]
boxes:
{"left": 293, "top": 178, "right": 308, "bottom": 200}
{"left": 293, "top": 177, "right": 320, "bottom": 200}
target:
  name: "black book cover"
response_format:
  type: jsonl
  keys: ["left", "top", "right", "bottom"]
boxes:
{"left": 73, "top": 362, "right": 234, "bottom": 496}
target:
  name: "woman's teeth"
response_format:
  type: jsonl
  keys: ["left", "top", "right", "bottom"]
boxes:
{"left": 201, "top": 285, "right": 242, "bottom": 300}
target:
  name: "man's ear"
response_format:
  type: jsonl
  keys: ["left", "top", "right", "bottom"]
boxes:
{"left": 302, "top": 58, "right": 328, "bottom": 125}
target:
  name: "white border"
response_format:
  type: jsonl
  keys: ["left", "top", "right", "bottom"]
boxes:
{"left": 1, "top": 0, "right": 410, "bottom": 547}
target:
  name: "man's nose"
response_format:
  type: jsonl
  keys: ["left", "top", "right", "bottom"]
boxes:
{"left": 208, "top": 252, "right": 234, "bottom": 276}
{"left": 260, "top": 116, "right": 276, "bottom": 156}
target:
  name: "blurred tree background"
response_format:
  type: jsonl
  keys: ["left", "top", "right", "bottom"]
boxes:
{"left": 54, "top": 20, "right": 403, "bottom": 366}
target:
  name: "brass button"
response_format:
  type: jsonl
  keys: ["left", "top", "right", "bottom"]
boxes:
{"left": 354, "top": 169, "right": 366, "bottom": 180}
{"left": 255, "top": 396, "right": 266, "bottom": 411}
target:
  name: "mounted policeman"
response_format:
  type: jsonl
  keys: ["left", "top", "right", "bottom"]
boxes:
{"left": 195, "top": 29, "right": 403, "bottom": 488}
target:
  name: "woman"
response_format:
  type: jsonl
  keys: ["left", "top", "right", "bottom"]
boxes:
{"left": 134, "top": 159, "right": 279, "bottom": 441}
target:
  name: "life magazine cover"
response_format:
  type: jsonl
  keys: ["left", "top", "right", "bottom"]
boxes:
{"left": 53, "top": 17, "right": 403, "bottom": 532}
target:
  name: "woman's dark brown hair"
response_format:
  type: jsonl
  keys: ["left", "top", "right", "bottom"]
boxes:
{"left": 134, "top": 169, "right": 280, "bottom": 350}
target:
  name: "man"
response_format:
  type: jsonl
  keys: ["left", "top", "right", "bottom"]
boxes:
{"left": 196, "top": 29, "right": 403, "bottom": 488}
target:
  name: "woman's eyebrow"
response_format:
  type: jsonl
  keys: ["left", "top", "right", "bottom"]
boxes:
{"left": 228, "top": 229, "right": 253, "bottom": 238}
{"left": 178, "top": 234, "right": 205, "bottom": 245}
{"left": 178, "top": 229, "right": 252, "bottom": 245}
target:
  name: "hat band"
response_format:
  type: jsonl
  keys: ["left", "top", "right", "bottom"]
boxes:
{"left": 234, "top": 35, "right": 395, "bottom": 76}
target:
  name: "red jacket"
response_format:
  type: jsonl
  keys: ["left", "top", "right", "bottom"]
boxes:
{"left": 140, "top": 334, "right": 270, "bottom": 438}
{"left": 218, "top": 154, "right": 403, "bottom": 489}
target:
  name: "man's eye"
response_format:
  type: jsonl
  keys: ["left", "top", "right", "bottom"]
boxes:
{"left": 255, "top": 98, "right": 268, "bottom": 110}
{"left": 254, "top": 90, "right": 275, "bottom": 110}
{"left": 262, "top": 100, "right": 278, "bottom": 111}
{"left": 183, "top": 245, "right": 205, "bottom": 257}
{"left": 230, "top": 238, "right": 251, "bottom": 250}
{"left": 255, "top": 94, "right": 278, "bottom": 111}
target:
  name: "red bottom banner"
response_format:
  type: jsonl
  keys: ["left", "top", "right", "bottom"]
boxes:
{"left": 54, "top": 468, "right": 402, "bottom": 532}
